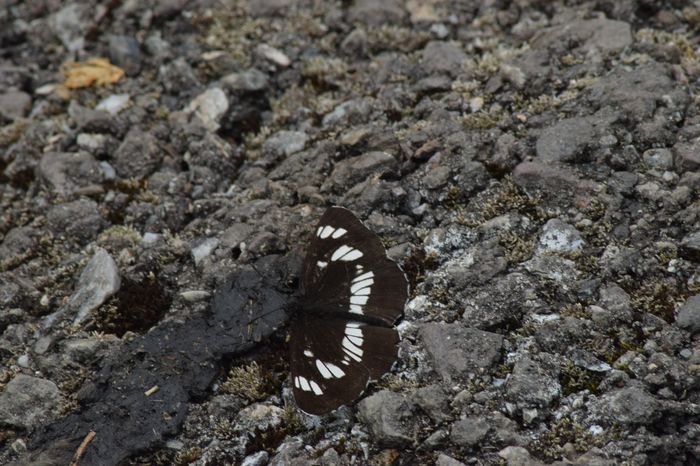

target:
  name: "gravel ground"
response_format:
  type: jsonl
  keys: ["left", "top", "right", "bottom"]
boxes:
{"left": 2, "top": 0, "right": 700, "bottom": 465}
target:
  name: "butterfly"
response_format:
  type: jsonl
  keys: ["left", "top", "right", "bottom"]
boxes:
{"left": 289, "top": 207, "right": 408, "bottom": 415}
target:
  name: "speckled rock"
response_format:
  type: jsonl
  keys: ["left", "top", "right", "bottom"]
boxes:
{"left": 39, "top": 151, "right": 103, "bottom": 196}
{"left": 420, "top": 323, "right": 504, "bottom": 383}
{"left": 357, "top": 390, "right": 417, "bottom": 447}
{"left": 676, "top": 294, "right": 700, "bottom": 334}
{"left": 0, "top": 375, "right": 62, "bottom": 430}
{"left": 506, "top": 356, "right": 561, "bottom": 409}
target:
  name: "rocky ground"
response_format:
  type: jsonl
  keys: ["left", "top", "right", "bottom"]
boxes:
{"left": 1, "top": 0, "right": 700, "bottom": 465}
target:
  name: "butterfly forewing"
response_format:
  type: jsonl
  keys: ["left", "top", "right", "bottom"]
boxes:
{"left": 300, "top": 207, "right": 407, "bottom": 325}
{"left": 289, "top": 317, "right": 399, "bottom": 415}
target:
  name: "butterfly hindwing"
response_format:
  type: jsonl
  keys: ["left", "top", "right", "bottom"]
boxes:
{"left": 300, "top": 207, "right": 407, "bottom": 325}
{"left": 289, "top": 317, "right": 399, "bottom": 415}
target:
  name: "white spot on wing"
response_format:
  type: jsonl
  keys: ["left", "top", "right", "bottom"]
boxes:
{"left": 350, "top": 295, "right": 369, "bottom": 305}
{"left": 326, "top": 363, "right": 345, "bottom": 378}
{"left": 331, "top": 245, "right": 353, "bottom": 261}
{"left": 351, "top": 278, "right": 374, "bottom": 293}
{"left": 316, "top": 260, "right": 328, "bottom": 269}
{"left": 353, "top": 287, "right": 371, "bottom": 296}
{"left": 343, "top": 348, "right": 362, "bottom": 362}
{"left": 345, "top": 327, "right": 363, "bottom": 337}
{"left": 342, "top": 249, "right": 363, "bottom": 261}
{"left": 347, "top": 322, "right": 361, "bottom": 328}
{"left": 298, "top": 376, "right": 311, "bottom": 391}
{"left": 349, "top": 304, "right": 363, "bottom": 315}
{"left": 309, "top": 380, "right": 323, "bottom": 395}
{"left": 319, "top": 225, "right": 335, "bottom": 239}
{"left": 294, "top": 376, "right": 300, "bottom": 388}
{"left": 353, "top": 271, "right": 374, "bottom": 282}
{"left": 348, "top": 335, "right": 363, "bottom": 346}
{"left": 316, "top": 360, "right": 333, "bottom": 379}
{"left": 343, "top": 337, "right": 363, "bottom": 357}
{"left": 331, "top": 245, "right": 364, "bottom": 262}
{"left": 304, "top": 349, "right": 314, "bottom": 357}
{"left": 316, "top": 226, "right": 323, "bottom": 236}
{"left": 331, "top": 228, "right": 347, "bottom": 239}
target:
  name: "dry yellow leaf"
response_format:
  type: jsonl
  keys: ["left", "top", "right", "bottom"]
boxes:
{"left": 61, "top": 58, "right": 124, "bottom": 89}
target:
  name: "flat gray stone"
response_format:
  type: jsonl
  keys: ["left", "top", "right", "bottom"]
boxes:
{"left": 39, "top": 151, "right": 102, "bottom": 196}
{"left": 357, "top": 390, "right": 416, "bottom": 447}
{"left": 585, "top": 62, "right": 688, "bottom": 122}
{"left": 221, "top": 68, "right": 269, "bottom": 92}
{"left": 594, "top": 382, "right": 660, "bottom": 425}
{"left": 0, "top": 90, "right": 31, "bottom": 121}
{"left": 108, "top": 35, "right": 141, "bottom": 76}
{"left": 680, "top": 231, "right": 700, "bottom": 261}
{"left": 506, "top": 356, "right": 561, "bottom": 409}
{"left": 46, "top": 199, "right": 107, "bottom": 245}
{"left": 498, "top": 446, "right": 545, "bottom": 466}
{"left": 512, "top": 161, "right": 577, "bottom": 197}
{"left": 673, "top": 139, "right": 700, "bottom": 173}
{"left": 262, "top": 130, "right": 308, "bottom": 160}
{"left": 346, "top": 0, "right": 406, "bottom": 26}
{"left": 536, "top": 117, "right": 595, "bottom": 163}
{"left": 450, "top": 416, "right": 489, "bottom": 447}
{"left": 532, "top": 17, "right": 632, "bottom": 56}
{"left": 328, "top": 151, "right": 397, "bottom": 190}
{"left": 642, "top": 148, "right": 674, "bottom": 170}
{"left": 420, "top": 323, "right": 503, "bottom": 383}
{"left": 676, "top": 294, "right": 700, "bottom": 333}
{"left": 436, "top": 453, "right": 467, "bottom": 466}
{"left": 113, "top": 128, "right": 162, "bottom": 178}
{"left": 419, "top": 41, "right": 468, "bottom": 78}
{"left": 0, "top": 375, "right": 61, "bottom": 430}
{"left": 537, "top": 219, "right": 585, "bottom": 254}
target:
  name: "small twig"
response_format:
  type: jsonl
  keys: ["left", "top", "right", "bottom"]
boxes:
{"left": 70, "top": 430, "right": 96, "bottom": 466}
{"left": 144, "top": 385, "right": 160, "bottom": 396}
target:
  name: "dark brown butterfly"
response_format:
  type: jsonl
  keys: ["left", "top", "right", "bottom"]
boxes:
{"left": 289, "top": 207, "right": 408, "bottom": 415}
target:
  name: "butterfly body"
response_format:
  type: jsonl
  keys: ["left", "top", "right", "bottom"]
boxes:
{"left": 289, "top": 207, "right": 408, "bottom": 415}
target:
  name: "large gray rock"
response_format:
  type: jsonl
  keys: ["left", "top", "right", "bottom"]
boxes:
{"left": 506, "top": 356, "right": 561, "bottom": 409}
{"left": 419, "top": 41, "right": 468, "bottom": 78}
{"left": 0, "top": 90, "right": 31, "bottom": 121}
{"left": 673, "top": 139, "right": 700, "bottom": 173}
{"left": 536, "top": 117, "right": 596, "bottom": 163}
{"left": 537, "top": 219, "right": 585, "bottom": 255}
{"left": 412, "top": 384, "right": 451, "bottom": 423}
{"left": 327, "top": 151, "right": 398, "bottom": 190}
{"left": 46, "top": 199, "right": 108, "bottom": 245}
{"left": 39, "top": 151, "right": 103, "bottom": 196}
{"left": 262, "top": 130, "right": 308, "bottom": 164}
{"left": 113, "top": 128, "right": 162, "bottom": 178}
{"left": 450, "top": 416, "right": 489, "bottom": 447}
{"left": 676, "top": 294, "right": 700, "bottom": 334}
{"left": 420, "top": 323, "right": 503, "bottom": 383}
{"left": 679, "top": 231, "right": 700, "bottom": 261}
{"left": 0, "top": 375, "right": 62, "bottom": 430}
{"left": 592, "top": 382, "right": 660, "bottom": 425}
{"left": 512, "top": 161, "right": 577, "bottom": 197}
{"left": 585, "top": 62, "right": 688, "bottom": 122}
{"left": 531, "top": 17, "right": 632, "bottom": 56}
{"left": 108, "top": 35, "right": 141, "bottom": 76}
{"left": 346, "top": 0, "right": 406, "bottom": 26}
{"left": 357, "top": 390, "right": 416, "bottom": 447}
